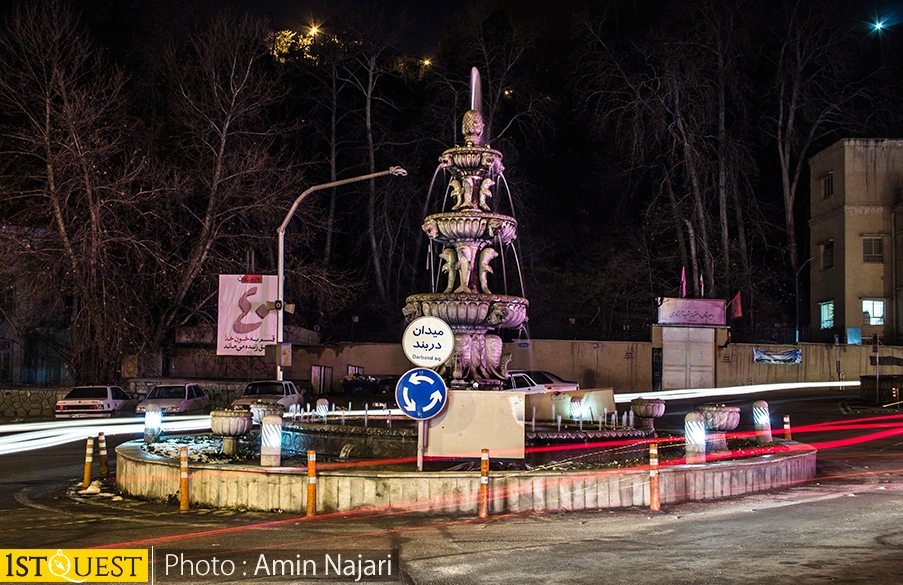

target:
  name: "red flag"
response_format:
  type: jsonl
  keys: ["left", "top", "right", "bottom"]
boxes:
{"left": 681, "top": 267, "right": 686, "bottom": 298}
{"left": 730, "top": 290, "right": 742, "bottom": 319}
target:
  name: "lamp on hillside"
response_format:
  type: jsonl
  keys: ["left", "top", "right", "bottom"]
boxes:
{"left": 274, "top": 167, "right": 408, "bottom": 380}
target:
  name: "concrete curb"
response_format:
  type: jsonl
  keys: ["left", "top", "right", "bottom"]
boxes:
{"left": 115, "top": 441, "right": 816, "bottom": 515}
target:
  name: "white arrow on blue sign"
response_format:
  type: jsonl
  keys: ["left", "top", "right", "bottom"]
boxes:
{"left": 395, "top": 368, "right": 448, "bottom": 420}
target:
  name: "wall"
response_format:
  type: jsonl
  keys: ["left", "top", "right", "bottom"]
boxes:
{"left": 166, "top": 338, "right": 899, "bottom": 395}
{"left": 716, "top": 341, "right": 901, "bottom": 386}
{"left": 0, "top": 386, "right": 70, "bottom": 417}
{"left": 115, "top": 441, "right": 816, "bottom": 515}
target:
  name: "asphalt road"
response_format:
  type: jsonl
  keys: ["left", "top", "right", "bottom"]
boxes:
{"left": 1, "top": 388, "right": 902, "bottom": 584}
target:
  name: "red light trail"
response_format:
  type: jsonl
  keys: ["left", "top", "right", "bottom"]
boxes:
{"left": 90, "top": 411, "right": 903, "bottom": 552}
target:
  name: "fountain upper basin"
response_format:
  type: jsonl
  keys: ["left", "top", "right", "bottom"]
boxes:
{"left": 405, "top": 292, "right": 528, "bottom": 330}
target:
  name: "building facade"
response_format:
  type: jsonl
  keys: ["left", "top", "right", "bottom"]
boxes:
{"left": 809, "top": 138, "right": 903, "bottom": 345}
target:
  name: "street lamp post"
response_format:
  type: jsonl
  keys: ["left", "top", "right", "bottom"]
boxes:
{"left": 795, "top": 256, "right": 815, "bottom": 344}
{"left": 275, "top": 166, "right": 407, "bottom": 381}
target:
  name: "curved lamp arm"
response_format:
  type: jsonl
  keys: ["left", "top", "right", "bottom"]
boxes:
{"left": 275, "top": 166, "right": 408, "bottom": 380}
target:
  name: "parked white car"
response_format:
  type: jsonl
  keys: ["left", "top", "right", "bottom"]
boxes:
{"left": 136, "top": 383, "right": 210, "bottom": 415}
{"left": 231, "top": 380, "right": 305, "bottom": 412}
{"left": 55, "top": 385, "right": 138, "bottom": 419}
{"left": 503, "top": 370, "right": 579, "bottom": 394}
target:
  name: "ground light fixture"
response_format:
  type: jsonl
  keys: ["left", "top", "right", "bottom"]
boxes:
{"left": 144, "top": 407, "right": 162, "bottom": 444}
{"left": 753, "top": 400, "right": 774, "bottom": 444}
{"left": 684, "top": 411, "right": 706, "bottom": 464}
{"left": 260, "top": 414, "right": 283, "bottom": 466}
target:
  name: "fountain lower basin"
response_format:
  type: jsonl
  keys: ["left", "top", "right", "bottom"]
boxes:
{"left": 115, "top": 434, "right": 816, "bottom": 515}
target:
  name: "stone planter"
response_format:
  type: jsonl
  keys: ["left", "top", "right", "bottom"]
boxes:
{"left": 211, "top": 409, "right": 253, "bottom": 456}
{"left": 250, "top": 402, "right": 285, "bottom": 424}
{"left": 697, "top": 404, "right": 741, "bottom": 452}
{"left": 630, "top": 398, "right": 666, "bottom": 432}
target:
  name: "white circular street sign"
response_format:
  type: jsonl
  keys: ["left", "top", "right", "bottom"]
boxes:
{"left": 402, "top": 316, "right": 454, "bottom": 367}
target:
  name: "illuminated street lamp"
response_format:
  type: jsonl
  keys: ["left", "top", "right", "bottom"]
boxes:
{"left": 795, "top": 256, "right": 815, "bottom": 343}
{"left": 275, "top": 167, "right": 408, "bottom": 380}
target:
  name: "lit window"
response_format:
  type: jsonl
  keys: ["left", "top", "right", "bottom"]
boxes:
{"left": 863, "top": 238, "right": 884, "bottom": 263}
{"left": 822, "top": 173, "right": 834, "bottom": 199}
{"left": 862, "top": 299, "right": 884, "bottom": 326}
{"left": 819, "top": 301, "right": 834, "bottom": 329}
{"left": 822, "top": 240, "right": 834, "bottom": 269}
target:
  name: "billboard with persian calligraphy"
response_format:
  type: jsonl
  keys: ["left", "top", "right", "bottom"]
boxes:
{"left": 658, "top": 297, "right": 726, "bottom": 326}
{"left": 217, "top": 274, "right": 278, "bottom": 356}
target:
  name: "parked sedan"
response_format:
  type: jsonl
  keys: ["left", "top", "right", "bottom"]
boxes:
{"left": 231, "top": 380, "right": 305, "bottom": 411}
{"left": 503, "top": 370, "right": 579, "bottom": 394}
{"left": 55, "top": 385, "right": 138, "bottom": 419}
{"left": 136, "top": 383, "right": 210, "bottom": 415}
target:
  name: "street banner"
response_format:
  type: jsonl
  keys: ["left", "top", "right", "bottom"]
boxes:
{"left": 216, "top": 274, "right": 277, "bottom": 356}
{"left": 753, "top": 347, "right": 802, "bottom": 364}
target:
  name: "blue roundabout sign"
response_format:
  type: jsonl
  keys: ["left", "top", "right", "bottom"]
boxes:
{"left": 395, "top": 368, "right": 448, "bottom": 420}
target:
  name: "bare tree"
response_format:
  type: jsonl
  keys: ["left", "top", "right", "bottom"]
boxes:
{"left": 435, "top": 0, "right": 553, "bottom": 151}
{"left": 763, "top": 0, "right": 879, "bottom": 275}
{"left": 0, "top": 1, "right": 151, "bottom": 382}
{"left": 334, "top": 5, "right": 410, "bottom": 304}
{"left": 145, "top": 10, "right": 351, "bottom": 366}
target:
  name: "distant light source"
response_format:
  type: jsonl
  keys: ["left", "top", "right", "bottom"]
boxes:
{"left": 423, "top": 59, "right": 431, "bottom": 66}
{"left": 874, "top": 20, "right": 885, "bottom": 30}
{"left": 309, "top": 26, "right": 319, "bottom": 36}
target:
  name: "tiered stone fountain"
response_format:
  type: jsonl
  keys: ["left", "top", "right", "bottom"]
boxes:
{"left": 403, "top": 105, "right": 528, "bottom": 390}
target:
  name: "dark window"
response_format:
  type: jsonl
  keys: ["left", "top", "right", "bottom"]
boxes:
{"left": 244, "top": 382, "right": 287, "bottom": 396}
{"left": 823, "top": 240, "right": 834, "bottom": 269}
{"left": 863, "top": 238, "right": 884, "bottom": 263}
{"left": 823, "top": 174, "right": 834, "bottom": 198}
{"left": 65, "top": 387, "right": 107, "bottom": 399}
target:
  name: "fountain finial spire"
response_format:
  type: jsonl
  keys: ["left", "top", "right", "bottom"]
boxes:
{"left": 463, "top": 67, "right": 485, "bottom": 146}
{"left": 470, "top": 67, "right": 482, "bottom": 113}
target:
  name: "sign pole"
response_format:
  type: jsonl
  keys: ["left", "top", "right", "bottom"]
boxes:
{"left": 417, "top": 420, "right": 426, "bottom": 471}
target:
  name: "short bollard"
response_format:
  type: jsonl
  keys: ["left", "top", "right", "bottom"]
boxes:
{"left": 98, "top": 432, "right": 109, "bottom": 479}
{"left": 306, "top": 450, "right": 317, "bottom": 517}
{"left": 684, "top": 412, "right": 706, "bottom": 464}
{"left": 783, "top": 414, "right": 792, "bottom": 440}
{"left": 478, "top": 449, "right": 489, "bottom": 519}
{"left": 649, "top": 443, "right": 660, "bottom": 512}
{"left": 260, "top": 414, "right": 282, "bottom": 467}
{"left": 83, "top": 437, "right": 94, "bottom": 489}
{"left": 144, "top": 408, "right": 162, "bottom": 444}
{"left": 752, "top": 401, "right": 773, "bottom": 445}
{"left": 179, "top": 446, "right": 189, "bottom": 512}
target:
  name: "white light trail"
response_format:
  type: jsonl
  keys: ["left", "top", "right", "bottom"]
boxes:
{"left": 612, "top": 380, "right": 861, "bottom": 403}
{"left": 0, "top": 416, "right": 211, "bottom": 456}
